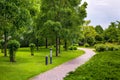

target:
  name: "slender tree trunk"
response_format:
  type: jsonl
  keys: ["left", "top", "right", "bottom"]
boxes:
{"left": 4, "top": 32, "right": 7, "bottom": 57}
{"left": 64, "top": 40, "right": 68, "bottom": 51}
{"left": 36, "top": 38, "right": 39, "bottom": 51}
{"left": 59, "top": 38, "right": 60, "bottom": 53}
{"left": 56, "top": 37, "right": 59, "bottom": 56}
{"left": 31, "top": 49, "right": 34, "bottom": 56}
{"left": 1, "top": 48, "right": 4, "bottom": 53}
{"left": 45, "top": 38, "right": 48, "bottom": 48}
{"left": 10, "top": 50, "right": 15, "bottom": 62}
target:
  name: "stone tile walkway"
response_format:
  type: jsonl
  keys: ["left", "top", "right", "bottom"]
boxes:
{"left": 30, "top": 48, "right": 96, "bottom": 80}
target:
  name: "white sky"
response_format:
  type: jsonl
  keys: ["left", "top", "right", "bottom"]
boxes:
{"left": 82, "top": 0, "right": 120, "bottom": 29}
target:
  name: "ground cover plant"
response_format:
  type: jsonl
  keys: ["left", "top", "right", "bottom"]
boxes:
{"left": 0, "top": 47, "right": 84, "bottom": 80}
{"left": 64, "top": 51, "right": 120, "bottom": 80}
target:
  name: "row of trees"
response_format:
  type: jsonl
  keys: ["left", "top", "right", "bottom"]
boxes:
{"left": 79, "top": 21, "right": 120, "bottom": 46}
{"left": 0, "top": 0, "right": 88, "bottom": 58}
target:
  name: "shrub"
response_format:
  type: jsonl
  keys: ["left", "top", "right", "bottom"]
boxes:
{"left": 8, "top": 40, "right": 20, "bottom": 62}
{"left": 84, "top": 43, "right": 90, "bottom": 47}
{"left": 95, "top": 43, "right": 120, "bottom": 52}
{"left": 86, "top": 37, "right": 95, "bottom": 46}
{"left": 95, "top": 44, "right": 106, "bottom": 52}
{"left": 29, "top": 43, "right": 36, "bottom": 56}
{"left": 69, "top": 46, "right": 77, "bottom": 50}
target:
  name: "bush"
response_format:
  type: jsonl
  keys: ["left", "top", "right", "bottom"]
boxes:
{"left": 95, "top": 44, "right": 106, "bottom": 52}
{"left": 86, "top": 37, "right": 95, "bottom": 46}
{"left": 29, "top": 43, "right": 36, "bottom": 56}
{"left": 84, "top": 43, "right": 90, "bottom": 47}
{"left": 95, "top": 43, "right": 120, "bottom": 52}
{"left": 69, "top": 46, "right": 77, "bottom": 50}
{"left": 8, "top": 40, "right": 20, "bottom": 62}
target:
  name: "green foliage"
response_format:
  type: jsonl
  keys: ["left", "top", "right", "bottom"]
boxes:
{"left": 95, "top": 25, "right": 103, "bottom": 34}
{"left": 94, "top": 44, "right": 106, "bottom": 52}
{"left": 29, "top": 43, "right": 36, "bottom": 56}
{"left": 95, "top": 35, "right": 103, "bottom": 42}
{"left": 84, "top": 43, "right": 90, "bottom": 47}
{"left": 8, "top": 40, "right": 20, "bottom": 51}
{"left": 0, "top": 40, "right": 4, "bottom": 48}
{"left": 0, "top": 40, "right": 4, "bottom": 53}
{"left": 94, "top": 43, "right": 120, "bottom": 52}
{"left": 8, "top": 40, "right": 20, "bottom": 62}
{"left": 29, "top": 43, "right": 36, "bottom": 49}
{"left": 37, "top": 0, "right": 88, "bottom": 52}
{"left": 86, "top": 37, "right": 95, "bottom": 46}
{"left": 69, "top": 46, "right": 77, "bottom": 50}
{"left": 64, "top": 51, "right": 120, "bottom": 80}
{"left": 83, "top": 26, "right": 97, "bottom": 46}
{"left": 0, "top": 47, "right": 84, "bottom": 80}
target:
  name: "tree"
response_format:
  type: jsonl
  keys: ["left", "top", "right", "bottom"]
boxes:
{"left": 95, "top": 25, "right": 104, "bottom": 34}
{"left": 83, "top": 26, "right": 97, "bottom": 46}
{"left": 29, "top": 43, "right": 36, "bottom": 56}
{"left": 8, "top": 40, "right": 20, "bottom": 62}
{"left": 0, "top": 0, "right": 39, "bottom": 56}
{"left": 37, "top": 0, "right": 87, "bottom": 56}
{"left": 43, "top": 20, "right": 62, "bottom": 56}
{"left": 103, "top": 22, "right": 118, "bottom": 43}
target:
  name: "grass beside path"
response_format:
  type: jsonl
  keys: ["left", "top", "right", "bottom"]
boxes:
{"left": 64, "top": 51, "right": 120, "bottom": 80}
{"left": 0, "top": 47, "right": 84, "bottom": 80}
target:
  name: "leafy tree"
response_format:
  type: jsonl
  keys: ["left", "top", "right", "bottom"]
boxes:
{"left": 104, "top": 22, "right": 118, "bottom": 43}
{"left": 83, "top": 26, "right": 97, "bottom": 46}
{"left": 95, "top": 25, "right": 104, "bottom": 34}
{"left": 36, "top": 0, "right": 87, "bottom": 56}
{"left": 0, "top": 0, "right": 40, "bottom": 56}
{"left": 95, "top": 35, "right": 103, "bottom": 43}
{"left": 29, "top": 43, "right": 36, "bottom": 56}
{"left": 43, "top": 20, "right": 62, "bottom": 56}
{"left": 8, "top": 40, "right": 20, "bottom": 62}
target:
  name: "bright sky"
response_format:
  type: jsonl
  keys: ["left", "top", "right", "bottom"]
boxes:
{"left": 83, "top": 0, "right": 120, "bottom": 29}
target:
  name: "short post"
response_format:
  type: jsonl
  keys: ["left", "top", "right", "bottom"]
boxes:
{"left": 50, "top": 48, "right": 52, "bottom": 64}
{"left": 45, "top": 56, "right": 48, "bottom": 65}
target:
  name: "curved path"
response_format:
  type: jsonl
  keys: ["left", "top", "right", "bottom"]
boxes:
{"left": 30, "top": 48, "right": 96, "bottom": 80}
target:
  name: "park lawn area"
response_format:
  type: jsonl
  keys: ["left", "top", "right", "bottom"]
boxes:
{"left": 0, "top": 47, "right": 84, "bottom": 80}
{"left": 64, "top": 51, "right": 120, "bottom": 80}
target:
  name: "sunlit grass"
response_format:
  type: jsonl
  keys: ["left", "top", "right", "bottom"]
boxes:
{"left": 0, "top": 47, "right": 84, "bottom": 80}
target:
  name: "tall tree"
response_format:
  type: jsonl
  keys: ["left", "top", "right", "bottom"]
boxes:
{"left": 37, "top": 0, "right": 87, "bottom": 56}
{"left": 103, "top": 22, "right": 118, "bottom": 42}
{"left": 95, "top": 25, "right": 104, "bottom": 34}
{"left": 0, "top": 0, "right": 37, "bottom": 56}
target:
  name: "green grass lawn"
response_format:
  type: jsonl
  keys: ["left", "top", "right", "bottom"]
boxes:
{"left": 0, "top": 47, "right": 84, "bottom": 80}
{"left": 64, "top": 51, "right": 120, "bottom": 80}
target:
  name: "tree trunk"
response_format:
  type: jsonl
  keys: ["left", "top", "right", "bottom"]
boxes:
{"left": 4, "top": 32, "right": 7, "bottom": 57}
{"left": 10, "top": 50, "right": 15, "bottom": 62}
{"left": 45, "top": 38, "right": 48, "bottom": 48}
{"left": 64, "top": 40, "right": 68, "bottom": 51}
{"left": 31, "top": 49, "right": 34, "bottom": 56}
{"left": 1, "top": 48, "right": 4, "bottom": 53}
{"left": 56, "top": 37, "right": 59, "bottom": 56}
{"left": 59, "top": 38, "right": 60, "bottom": 53}
{"left": 36, "top": 38, "right": 39, "bottom": 51}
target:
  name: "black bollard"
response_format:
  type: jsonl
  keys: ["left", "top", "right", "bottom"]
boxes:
{"left": 45, "top": 56, "right": 48, "bottom": 65}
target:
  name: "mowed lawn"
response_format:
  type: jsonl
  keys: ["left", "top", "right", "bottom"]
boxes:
{"left": 0, "top": 47, "right": 84, "bottom": 80}
{"left": 64, "top": 51, "right": 120, "bottom": 80}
